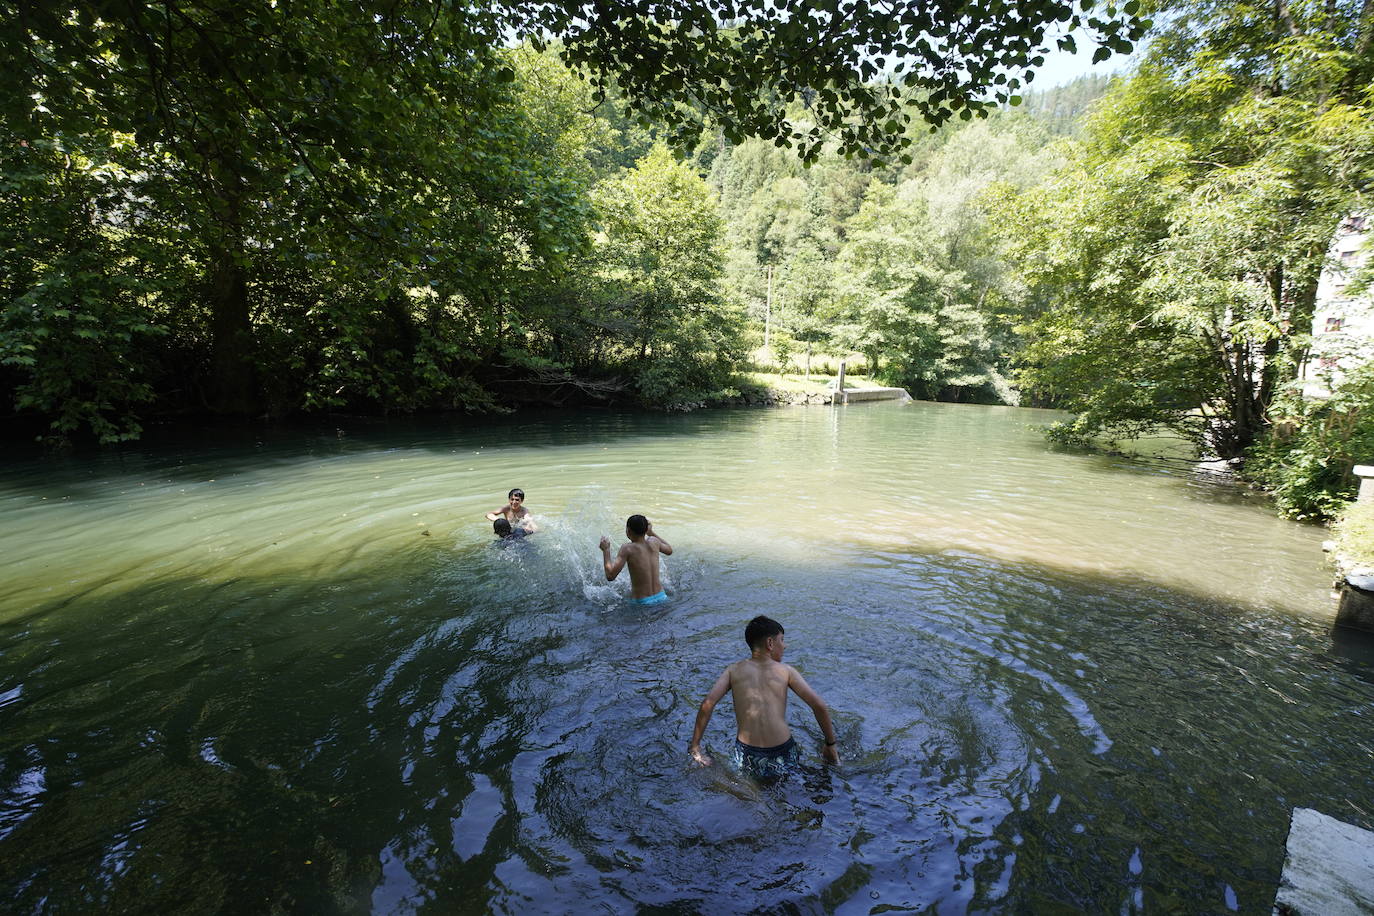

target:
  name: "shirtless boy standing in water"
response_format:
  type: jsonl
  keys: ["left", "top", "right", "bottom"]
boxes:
{"left": 689, "top": 615, "right": 839, "bottom": 779}
{"left": 598, "top": 514, "right": 672, "bottom": 605}
{"left": 485, "top": 488, "right": 537, "bottom": 532}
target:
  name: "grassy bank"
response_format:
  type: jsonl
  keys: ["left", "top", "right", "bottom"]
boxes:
{"left": 1335, "top": 501, "right": 1374, "bottom": 570}
{"left": 740, "top": 371, "right": 879, "bottom": 395}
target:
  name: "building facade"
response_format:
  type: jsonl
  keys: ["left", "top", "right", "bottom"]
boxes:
{"left": 1302, "top": 213, "right": 1374, "bottom": 399}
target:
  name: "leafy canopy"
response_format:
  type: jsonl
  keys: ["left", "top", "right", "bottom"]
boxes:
{"left": 513, "top": 0, "right": 1150, "bottom": 162}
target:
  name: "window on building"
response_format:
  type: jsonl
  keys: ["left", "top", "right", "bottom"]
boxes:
{"left": 1326, "top": 316, "right": 1344, "bottom": 332}
{"left": 1320, "top": 356, "right": 1340, "bottom": 369}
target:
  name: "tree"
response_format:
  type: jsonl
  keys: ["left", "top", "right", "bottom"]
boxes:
{"left": 592, "top": 144, "right": 744, "bottom": 403}
{"left": 834, "top": 181, "right": 985, "bottom": 396}
{"left": 1018, "top": 72, "right": 1116, "bottom": 137}
{"left": 0, "top": 132, "right": 166, "bottom": 440}
{"left": 820, "top": 117, "right": 1059, "bottom": 401}
{"left": 1245, "top": 361, "right": 1374, "bottom": 518}
{"left": 3, "top": 3, "right": 595, "bottom": 434}
{"left": 1005, "top": 51, "right": 1368, "bottom": 455}
{"left": 1, "top": 0, "right": 1151, "bottom": 436}
{"left": 775, "top": 243, "right": 837, "bottom": 377}
{"left": 918, "top": 119, "right": 1059, "bottom": 400}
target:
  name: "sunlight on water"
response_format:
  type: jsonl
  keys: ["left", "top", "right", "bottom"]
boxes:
{"left": 0, "top": 403, "right": 1328, "bottom": 617}
{"left": 0, "top": 402, "right": 1368, "bottom": 913}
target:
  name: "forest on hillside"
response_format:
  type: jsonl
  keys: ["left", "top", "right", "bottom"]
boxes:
{"left": 3, "top": 0, "right": 1374, "bottom": 512}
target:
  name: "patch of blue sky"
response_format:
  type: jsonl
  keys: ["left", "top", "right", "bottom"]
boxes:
{"left": 1027, "top": 29, "right": 1146, "bottom": 88}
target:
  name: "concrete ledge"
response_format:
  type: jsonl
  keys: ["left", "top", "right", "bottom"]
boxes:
{"left": 1355, "top": 466, "right": 1374, "bottom": 502}
{"left": 1275, "top": 808, "right": 1374, "bottom": 915}
{"left": 1336, "top": 579, "right": 1374, "bottom": 633}
{"left": 833, "top": 387, "right": 911, "bottom": 403}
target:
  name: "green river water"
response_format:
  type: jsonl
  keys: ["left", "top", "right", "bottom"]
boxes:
{"left": 1, "top": 401, "right": 1370, "bottom": 913}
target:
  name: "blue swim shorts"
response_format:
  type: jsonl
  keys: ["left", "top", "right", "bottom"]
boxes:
{"left": 629, "top": 590, "right": 668, "bottom": 606}
{"left": 733, "top": 736, "right": 800, "bottom": 782}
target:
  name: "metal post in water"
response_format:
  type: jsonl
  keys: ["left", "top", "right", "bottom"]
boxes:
{"left": 763, "top": 265, "right": 773, "bottom": 357}
{"left": 835, "top": 359, "right": 847, "bottom": 406}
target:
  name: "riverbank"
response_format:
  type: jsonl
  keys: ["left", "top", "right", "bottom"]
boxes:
{"left": 689, "top": 371, "right": 904, "bottom": 409}
{"left": 1329, "top": 501, "right": 1374, "bottom": 579}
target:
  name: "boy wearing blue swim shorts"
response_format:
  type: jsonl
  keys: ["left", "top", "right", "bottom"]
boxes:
{"left": 689, "top": 616, "right": 840, "bottom": 779}
{"left": 598, "top": 515, "right": 672, "bottom": 604}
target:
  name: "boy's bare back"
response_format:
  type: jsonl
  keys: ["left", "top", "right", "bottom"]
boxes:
{"left": 599, "top": 516, "right": 673, "bottom": 599}
{"left": 726, "top": 656, "right": 796, "bottom": 747}
{"left": 619, "top": 537, "right": 666, "bottom": 597}
{"left": 689, "top": 617, "right": 838, "bottom": 767}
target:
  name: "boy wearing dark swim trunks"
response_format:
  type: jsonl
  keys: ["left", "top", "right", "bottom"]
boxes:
{"left": 689, "top": 615, "right": 840, "bottom": 778}
{"left": 598, "top": 515, "right": 672, "bottom": 605}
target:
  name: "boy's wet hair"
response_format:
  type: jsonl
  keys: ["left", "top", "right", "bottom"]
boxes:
{"left": 626, "top": 514, "right": 649, "bottom": 536}
{"left": 745, "top": 615, "right": 784, "bottom": 650}
{"left": 493, "top": 518, "right": 512, "bottom": 536}
{"left": 508, "top": 488, "right": 525, "bottom": 500}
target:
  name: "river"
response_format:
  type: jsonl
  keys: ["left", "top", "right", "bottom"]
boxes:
{"left": 1, "top": 401, "right": 1369, "bottom": 913}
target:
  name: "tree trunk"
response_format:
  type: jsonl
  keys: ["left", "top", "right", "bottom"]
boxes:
{"left": 1252, "top": 264, "right": 1286, "bottom": 430}
{"left": 207, "top": 241, "right": 257, "bottom": 415}
{"left": 1280, "top": 253, "right": 1323, "bottom": 386}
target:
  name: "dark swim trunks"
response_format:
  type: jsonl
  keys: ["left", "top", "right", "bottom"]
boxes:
{"left": 733, "top": 737, "right": 800, "bottom": 781}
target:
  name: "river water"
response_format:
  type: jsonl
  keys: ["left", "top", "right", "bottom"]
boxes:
{"left": 1, "top": 402, "right": 1370, "bottom": 913}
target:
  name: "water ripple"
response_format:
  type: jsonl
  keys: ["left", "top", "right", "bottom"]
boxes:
{"left": 0, "top": 404, "right": 1363, "bottom": 913}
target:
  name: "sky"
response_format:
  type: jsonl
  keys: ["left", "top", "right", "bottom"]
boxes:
{"left": 1028, "top": 35, "right": 1140, "bottom": 88}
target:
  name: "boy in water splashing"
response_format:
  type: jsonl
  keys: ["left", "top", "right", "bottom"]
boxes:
{"left": 599, "top": 514, "right": 673, "bottom": 605}
{"left": 486, "top": 488, "right": 537, "bottom": 532}
{"left": 690, "top": 615, "right": 840, "bottom": 780}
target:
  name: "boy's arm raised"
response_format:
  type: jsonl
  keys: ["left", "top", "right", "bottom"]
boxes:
{"left": 788, "top": 666, "right": 839, "bottom": 764}
{"left": 647, "top": 521, "right": 672, "bottom": 555}
{"left": 689, "top": 668, "right": 732, "bottom": 766}
{"left": 599, "top": 537, "right": 627, "bottom": 581}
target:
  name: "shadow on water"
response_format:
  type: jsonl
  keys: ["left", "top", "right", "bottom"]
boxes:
{"left": 0, "top": 409, "right": 786, "bottom": 502}
{"left": 2, "top": 535, "right": 1372, "bottom": 914}
{"left": 1329, "top": 625, "right": 1374, "bottom": 687}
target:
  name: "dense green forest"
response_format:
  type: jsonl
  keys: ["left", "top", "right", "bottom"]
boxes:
{"left": 4, "top": 0, "right": 1374, "bottom": 514}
